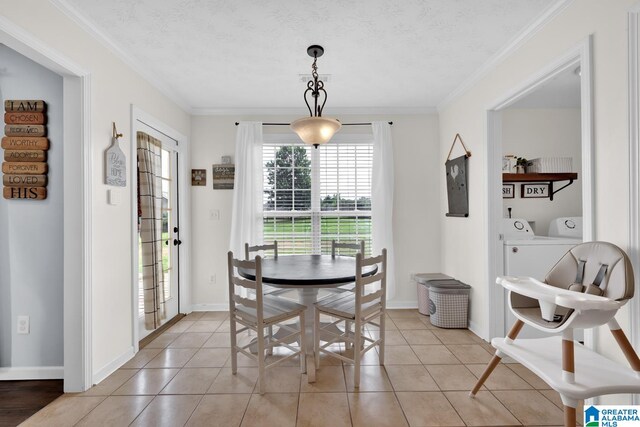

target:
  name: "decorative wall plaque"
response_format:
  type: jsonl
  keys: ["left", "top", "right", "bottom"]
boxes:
{"left": 212, "top": 164, "right": 235, "bottom": 190}
{"left": 2, "top": 100, "right": 49, "bottom": 200}
{"left": 192, "top": 169, "right": 206, "bottom": 186}
{"left": 105, "top": 123, "right": 126, "bottom": 187}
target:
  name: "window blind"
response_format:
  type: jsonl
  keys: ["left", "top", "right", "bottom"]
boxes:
{"left": 263, "top": 139, "right": 372, "bottom": 256}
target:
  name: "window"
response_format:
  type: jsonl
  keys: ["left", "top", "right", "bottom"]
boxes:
{"left": 263, "top": 137, "right": 372, "bottom": 256}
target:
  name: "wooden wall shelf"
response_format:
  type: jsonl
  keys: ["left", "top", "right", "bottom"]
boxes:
{"left": 502, "top": 173, "right": 578, "bottom": 201}
{"left": 502, "top": 172, "right": 577, "bottom": 182}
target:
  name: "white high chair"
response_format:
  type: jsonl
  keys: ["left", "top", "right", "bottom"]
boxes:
{"left": 470, "top": 241, "right": 640, "bottom": 427}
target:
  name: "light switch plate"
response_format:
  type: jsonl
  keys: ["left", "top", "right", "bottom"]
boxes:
{"left": 107, "top": 189, "right": 120, "bottom": 205}
{"left": 17, "top": 315, "right": 29, "bottom": 334}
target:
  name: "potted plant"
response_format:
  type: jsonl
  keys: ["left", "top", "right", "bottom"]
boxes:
{"left": 514, "top": 157, "right": 528, "bottom": 174}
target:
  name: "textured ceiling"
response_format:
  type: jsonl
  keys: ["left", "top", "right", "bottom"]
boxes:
{"left": 64, "top": 0, "right": 556, "bottom": 111}
{"left": 509, "top": 66, "right": 581, "bottom": 109}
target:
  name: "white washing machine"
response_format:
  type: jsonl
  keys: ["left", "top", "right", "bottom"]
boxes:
{"left": 502, "top": 217, "right": 582, "bottom": 338}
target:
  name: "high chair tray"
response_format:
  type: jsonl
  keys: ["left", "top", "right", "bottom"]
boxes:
{"left": 497, "top": 276, "right": 623, "bottom": 311}
{"left": 492, "top": 336, "right": 640, "bottom": 400}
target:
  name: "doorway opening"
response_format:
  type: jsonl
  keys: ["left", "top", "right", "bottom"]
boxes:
{"left": 486, "top": 37, "right": 594, "bottom": 343}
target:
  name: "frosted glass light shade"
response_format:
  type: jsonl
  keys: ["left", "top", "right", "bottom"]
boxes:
{"left": 290, "top": 117, "right": 342, "bottom": 146}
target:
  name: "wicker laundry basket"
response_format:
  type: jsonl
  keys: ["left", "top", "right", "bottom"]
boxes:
{"left": 414, "top": 273, "right": 452, "bottom": 316}
{"left": 428, "top": 281, "right": 471, "bottom": 328}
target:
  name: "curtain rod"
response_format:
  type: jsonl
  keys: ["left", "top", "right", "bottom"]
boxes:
{"left": 234, "top": 121, "right": 393, "bottom": 126}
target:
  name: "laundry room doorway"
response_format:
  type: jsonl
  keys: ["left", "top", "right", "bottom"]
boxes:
{"left": 486, "top": 38, "right": 595, "bottom": 342}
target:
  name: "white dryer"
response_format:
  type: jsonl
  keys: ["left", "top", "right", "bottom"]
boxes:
{"left": 502, "top": 217, "right": 582, "bottom": 338}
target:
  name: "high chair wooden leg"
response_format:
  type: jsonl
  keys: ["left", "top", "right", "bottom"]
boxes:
{"left": 470, "top": 354, "right": 501, "bottom": 396}
{"left": 609, "top": 319, "right": 640, "bottom": 372}
{"left": 564, "top": 405, "right": 576, "bottom": 427}
{"left": 470, "top": 319, "right": 523, "bottom": 397}
{"left": 562, "top": 330, "right": 575, "bottom": 384}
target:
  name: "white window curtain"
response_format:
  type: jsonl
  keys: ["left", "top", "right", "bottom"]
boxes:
{"left": 137, "top": 131, "right": 166, "bottom": 330}
{"left": 371, "top": 121, "right": 396, "bottom": 299}
{"left": 229, "top": 122, "right": 264, "bottom": 263}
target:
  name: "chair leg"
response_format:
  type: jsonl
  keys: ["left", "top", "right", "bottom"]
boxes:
{"left": 354, "top": 317, "right": 362, "bottom": 388}
{"left": 562, "top": 330, "right": 575, "bottom": 384}
{"left": 378, "top": 312, "right": 386, "bottom": 366}
{"left": 299, "top": 311, "right": 307, "bottom": 374}
{"left": 609, "top": 318, "right": 640, "bottom": 372}
{"left": 230, "top": 315, "right": 238, "bottom": 375}
{"left": 267, "top": 325, "right": 273, "bottom": 356}
{"left": 564, "top": 405, "right": 576, "bottom": 427}
{"left": 345, "top": 320, "right": 352, "bottom": 350}
{"left": 470, "top": 319, "right": 523, "bottom": 396}
{"left": 257, "top": 323, "right": 266, "bottom": 395}
{"left": 314, "top": 308, "right": 320, "bottom": 370}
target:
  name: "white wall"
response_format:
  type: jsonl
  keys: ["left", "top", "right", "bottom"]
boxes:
{"left": 1, "top": 4, "right": 191, "bottom": 383}
{"left": 502, "top": 108, "right": 582, "bottom": 235}
{"left": 438, "top": 0, "right": 637, "bottom": 399}
{"left": 0, "top": 44, "right": 63, "bottom": 369}
{"left": 190, "top": 114, "right": 441, "bottom": 309}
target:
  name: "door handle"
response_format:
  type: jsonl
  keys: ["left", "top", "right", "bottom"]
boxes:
{"left": 173, "top": 239, "right": 182, "bottom": 246}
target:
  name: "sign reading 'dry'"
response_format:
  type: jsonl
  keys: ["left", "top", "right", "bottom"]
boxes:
{"left": 2, "top": 100, "right": 49, "bottom": 200}
{"left": 521, "top": 183, "right": 550, "bottom": 198}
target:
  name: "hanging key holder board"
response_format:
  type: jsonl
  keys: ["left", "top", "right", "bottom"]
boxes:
{"left": 105, "top": 122, "right": 126, "bottom": 187}
{"left": 445, "top": 133, "right": 472, "bottom": 217}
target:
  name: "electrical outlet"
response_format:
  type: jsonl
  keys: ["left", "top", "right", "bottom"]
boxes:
{"left": 210, "top": 209, "right": 220, "bottom": 221}
{"left": 209, "top": 274, "right": 217, "bottom": 284}
{"left": 17, "top": 315, "right": 29, "bottom": 335}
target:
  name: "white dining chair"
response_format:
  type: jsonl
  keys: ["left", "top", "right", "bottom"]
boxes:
{"left": 227, "top": 251, "right": 307, "bottom": 394}
{"left": 314, "top": 249, "right": 387, "bottom": 388}
{"left": 329, "top": 240, "right": 366, "bottom": 348}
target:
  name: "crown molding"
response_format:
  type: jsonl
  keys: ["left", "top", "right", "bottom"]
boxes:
{"left": 190, "top": 106, "right": 437, "bottom": 116}
{"left": 437, "top": 0, "right": 574, "bottom": 112}
{"left": 49, "top": 0, "right": 191, "bottom": 113}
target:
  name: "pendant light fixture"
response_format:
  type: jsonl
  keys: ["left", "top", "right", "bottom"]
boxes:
{"left": 290, "top": 45, "right": 342, "bottom": 148}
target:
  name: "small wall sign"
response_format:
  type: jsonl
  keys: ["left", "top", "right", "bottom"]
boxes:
{"left": 521, "top": 183, "right": 550, "bottom": 198}
{"left": 212, "top": 164, "right": 234, "bottom": 190}
{"left": 105, "top": 123, "right": 126, "bottom": 187}
{"left": 191, "top": 169, "right": 206, "bottom": 186}
{"left": 502, "top": 184, "right": 515, "bottom": 199}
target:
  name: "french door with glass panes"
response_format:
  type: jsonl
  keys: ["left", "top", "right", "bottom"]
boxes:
{"left": 137, "top": 126, "right": 180, "bottom": 338}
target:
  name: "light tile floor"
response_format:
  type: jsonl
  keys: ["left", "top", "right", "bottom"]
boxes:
{"left": 22, "top": 309, "right": 583, "bottom": 426}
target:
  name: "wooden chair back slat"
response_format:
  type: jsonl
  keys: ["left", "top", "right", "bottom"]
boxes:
{"left": 245, "top": 241, "right": 278, "bottom": 260}
{"left": 332, "top": 240, "right": 365, "bottom": 257}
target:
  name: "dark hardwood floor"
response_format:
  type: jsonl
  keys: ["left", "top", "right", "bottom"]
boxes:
{"left": 0, "top": 380, "right": 63, "bottom": 426}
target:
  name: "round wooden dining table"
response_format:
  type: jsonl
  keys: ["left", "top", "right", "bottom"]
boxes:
{"left": 239, "top": 254, "right": 377, "bottom": 382}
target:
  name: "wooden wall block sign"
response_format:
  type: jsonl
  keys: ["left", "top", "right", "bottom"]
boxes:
{"left": 3, "top": 187, "right": 47, "bottom": 200}
{"left": 1, "top": 136, "right": 49, "bottom": 150}
{"left": 4, "top": 112, "right": 46, "bottom": 125}
{"left": 4, "top": 150, "right": 46, "bottom": 162}
{"left": 4, "top": 100, "right": 46, "bottom": 112}
{"left": 4, "top": 124, "right": 46, "bottom": 137}
{"left": 2, "top": 162, "right": 48, "bottom": 175}
{"left": 3, "top": 174, "right": 47, "bottom": 187}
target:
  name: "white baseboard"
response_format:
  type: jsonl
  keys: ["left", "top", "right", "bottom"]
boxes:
{"left": 91, "top": 346, "right": 135, "bottom": 386}
{"left": 0, "top": 366, "right": 64, "bottom": 380}
{"left": 191, "top": 303, "right": 228, "bottom": 312}
{"left": 468, "top": 319, "right": 485, "bottom": 342}
{"left": 386, "top": 300, "right": 418, "bottom": 309}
